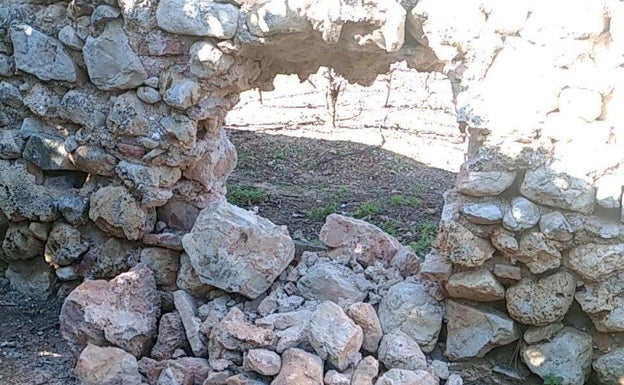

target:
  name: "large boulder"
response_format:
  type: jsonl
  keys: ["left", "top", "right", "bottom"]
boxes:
{"left": 181, "top": 199, "right": 295, "bottom": 299}
{"left": 378, "top": 281, "right": 443, "bottom": 353}
{"left": 308, "top": 301, "right": 363, "bottom": 371}
{"left": 75, "top": 343, "right": 142, "bottom": 385}
{"left": 506, "top": 271, "right": 576, "bottom": 325}
{"left": 521, "top": 327, "right": 592, "bottom": 385}
{"left": 445, "top": 300, "right": 519, "bottom": 360}
{"left": 320, "top": 214, "right": 402, "bottom": 267}
{"left": 59, "top": 264, "right": 160, "bottom": 357}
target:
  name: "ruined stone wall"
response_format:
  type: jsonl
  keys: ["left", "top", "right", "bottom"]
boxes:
{"left": 0, "top": 0, "right": 439, "bottom": 298}
{"left": 2, "top": 0, "right": 624, "bottom": 384}
{"left": 417, "top": 0, "right": 624, "bottom": 383}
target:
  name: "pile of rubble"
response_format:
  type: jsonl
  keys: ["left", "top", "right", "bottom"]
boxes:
{"left": 60, "top": 207, "right": 460, "bottom": 385}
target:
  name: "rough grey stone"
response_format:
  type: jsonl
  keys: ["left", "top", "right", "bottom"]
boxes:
{"left": 308, "top": 301, "right": 363, "bottom": 371}
{"left": 520, "top": 167, "right": 595, "bottom": 214}
{"left": 346, "top": 302, "right": 382, "bottom": 354}
{"left": 378, "top": 281, "right": 443, "bottom": 353}
{"left": 523, "top": 322, "right": 564, "bottom": 344}
{"left": 59, "top": 89, "right": 108, "bottom": 129}
{"left": 503, "top": 197, "right": 540, "bottom": 231}
{"left": 297, "top": 262, "right": 368, "bottom": 307}
{"left": 91, "top": 4, "right": 121, "bottom": 23}
{"left": 151, "top": 312, "right": 189, "bottom": 360}
{"left": 70, "top": 146, "right": 118, "bottom": 177}
{"left": 445, "top": 268, "right": 505, "bottom": 302}
{"left": 593, "top": 348, "right": 624, "bottom": 385}
{"left": 44, "top": 222, "right": 89, "bottom": 266}
{"left": 57, "top": 196, "right": 89, "bottom": 226}
{"left": 75, "top": 344, "right": 142, "bottom": 385}
{"left": 522, "top": 327, "right": 592, "bottom": 385}
{"left": 456, "top": 171, "right": 516, "bottom": 197}
{"left": 5, "top": 258, "right": 55, "bottom": 299}
{"left": 23, "top": 134, "right": 76, "bottom": 171}
{"left": 506, "top": 271, "right": 576, "bottom": 326}
{"left": 244, "top": 349, "right": 281, "bottom": 376}
{"left": 539, "top": 211, "right": 574, "bottom": 242}
{"left": 173, "top": 290, "right": 208, "bottom": 357}
{"left": 461, "top": 201, "right": 504, "bottom": 224}
{"left": 2, "top": 223, "right": 45, "bottom": 260}
{"left": 0, "top": 129, "right": 25, "bottom": 159}
{"left": 515, "top": 232, "right": 561, "bottom": 274}
{"left": 189, "top": 41, "right": 234, "bottom": 78}
{"left": 0, "top": 160, "right": 57, "bottom": 222}
{"left": 10, "top": 24, "right": 77, "bottom": 82}
{"left": 156, "top": 0, "right": 239, "bottom": 38}
{"left": 58, "top": 25, "right": 84, "bottom": 50}
{"left": 83, "top": 21, "right": 147, "bottom": 90}
{"left": 351, "top": 356, "right": 379, "bottom": 385}
{"left": 272, "top": 348, "right": 323, "bottom": 385}
{"left": 0, "top": 81, "right": 23, "bottom": 108}
{"left": 445, "top": 300, "right": 519, "bottom": 360}
{"left": 375, "top": 369, "right": 437, "bottom": 385}
{"left": 378, "top": 331, "right": 427, "bottom": 371}
{"left": 575, "top": 271, "right": 624, "bottom": 332}
{"left": 443, "top": 221, "right": 495, "bottom": 267}
{"left": 162, "top": 77, "right": 201, "bottom": 110}
{"left": 182, "top": 200, "right": 295, "bottom": 299}
{"left": 566, "top": 243, "right": 624, "bottom": 282}
{"left": 137, "top": 86, "right": 161, "bottom": 104}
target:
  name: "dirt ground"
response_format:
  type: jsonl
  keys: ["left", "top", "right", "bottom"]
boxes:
{"left": 0, "top": 65, "right": 534, "bottom": 385}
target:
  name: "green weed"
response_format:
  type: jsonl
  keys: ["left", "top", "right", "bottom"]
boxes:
{"left": 355, "top": 200, "right": 382, "bottom": 218}
{"left": 543, "top": 375, "right": 564, "bottom": 385}
{"left": 308, "top": 203, "right": 339, "bottom": 221}
{"left": 226, "top": 185, "right": 268, "bottom": 206}
{"left": 410, "top": 221, "right": 438, "bottom": 257}
{"left": 390, "top": 194, "right": 406, "bottom": 207}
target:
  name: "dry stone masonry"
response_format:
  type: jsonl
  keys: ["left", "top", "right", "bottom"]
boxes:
{"left": 0, "top": 0, "right": 623, "bottom": 384}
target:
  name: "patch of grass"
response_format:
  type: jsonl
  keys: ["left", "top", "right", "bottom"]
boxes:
{"left": 355, "top": 200, "right": 382, "bottom": 218}
{"left": 390, "top": 194, "right": 406, "bottom": 207}
{"left": 308, "top": 203, "right": 339, "bottom": 221}
{"left": 226, "top": 185, "right": 268, "bottom": 206}
{"left": 408, "top": 195, "right": 421, "bottom": 206}
{"left": 543, "top": 375, "right": 564, "bottom": 385}
{"left": 409, "top": 221, "right": 438, "bottom": 257}
{"left": 376, "top": 220, "right": 400, "bottom": 237}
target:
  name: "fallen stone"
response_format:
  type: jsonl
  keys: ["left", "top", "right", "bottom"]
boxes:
{"left": 566, "top": 243, "right": 624, "bottom": 282}
{"left": 461, "top": 201, "right": 504, "bottom": 224}
{"left": 151, "top": 311, "right": 189, "bottom": 360}
{"left": 378, "top": 331, "right": 427, "bottom": 371}
{"left": 271, "top": 348, "right": 323, "bottom": 385}
{"left": 211, "top": 307, "right": 276, "bottom": 352}
{"left": 308, "top": 301, "right": 363, "bottom": 371}
{"left": 520, "top": 167, "right": 595, "bottom": 215}
{"left": 75, "top": 343, "right": 142, "bottom": 385}
{"left": 593, "top": 348, "right": 624, "bottom": 385}
{"left": 83, "top": 21, "right": 147, "bottom": 90}
{"left": 522, "top": 327, "right": 592, "bottom": 385}
{"left": 378, "top": 281, "right": 443, "bottom": 353}
{"left": 140, "top": 248, "right": 180, "bottom": 287}
{"left": 345, "top": 302, "right": 382, "bottom": 353}
{"left": 319, "top": 214, "right": 402, "bottom": 267}
{"left": 138, "top": 357, "right": 210, "bottom": 385}
{"left": 156, "top": 0, "right": 239, "bottom": 38}
{"left": 523, "top": 322, "right": 564, "bottom": 344}
{"left": 539, "top": 211, "right": 574, "bottom": 242}
{"left": 515, "top": 232, "right": 561, "bottom": 274}
{"left": 182, "top": 199, "right": 295, "bottom": 299}
{"left": 375, "top": 369, "right": 437, "bottom": 385}
{"left": 390, "top": 246, "right": 421, "bottom": 277}
{"left": 59, "top": 264, "right": 160, "bottom": 357}
{"left": 2, "top": 223, "right": 45, "bottom": 260}
{"left": 445, "top": 300, "right": 519, "bottom": 360}
{"left": 10, "top": 24, "right": 77, "bottom": 82}
{"left": 297, "top": 262, "right": 369, "bottom": 307}
{"left": 173, "top": 290, "right": 208, "bottom": 357}
{"left": 456, "top": 171, "right": 516, "bottom": 197}
{"left": 22, "top": 134, "right": 76, "bottom": 171}
{"left": 44, "top": 222, "right": 88, "bottom": 266}
{"left": 351, "top": 356, "right": 379, "bottom": 385}
{"left": 445, "top": 268, "right": 505, "bottom": 302}
{"left": 502, "top": 197, "right": 540, "bottom": 231}
{"left": 506, "top": 271, "right": 576, "bottom": 326}
{"left": 89, "top": 185, "right": 156, "bottom": 241}
{"left": 244, "top": 349, "right": 281, "bottom": 376}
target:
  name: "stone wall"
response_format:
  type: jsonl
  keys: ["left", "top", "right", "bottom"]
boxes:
{"left": 1, "top": 0, "right": 624, "bottom": 384}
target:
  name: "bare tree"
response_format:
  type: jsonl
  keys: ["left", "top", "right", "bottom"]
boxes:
{"left": 324, "top": 67, "right": 346, "bottom": 129}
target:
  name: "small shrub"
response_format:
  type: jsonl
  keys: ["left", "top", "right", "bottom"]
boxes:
{"left": 410, "top": 221, "right": 438, "bottom": 257}
{"left": 390, "top": 194, "right": 406, "bottom": 207}
{"left": 408, "top": 195, "right": 421, "bottom": 206}
{"left": 377, "top": 220, "right": 400, "bottom": 237}
{"left": 355, "top": 200, "right": 382, "bottom": 218}
{"left": 308, "top": 203, "right": 339, "bottom": 221}
{"left": 227, "top": 185, "right": 267, "bottom": 206}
